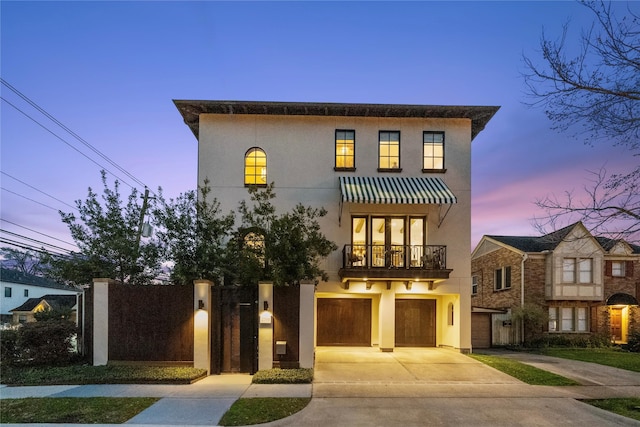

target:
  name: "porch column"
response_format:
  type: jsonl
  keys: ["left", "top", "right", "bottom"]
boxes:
{"left": 379, "top": 288, "right": 395, "bottom": 352}
{"left": 258, "top": 281, "right": 274, "bottom": 371}
{"left": 92, "top": 278, "right": 112, "bottom": 366}
{"left": 193, "top": 279, "right": 212, "bottom": 372}
{"left": 299, "top": 281, "right": 315, "bottom": 369}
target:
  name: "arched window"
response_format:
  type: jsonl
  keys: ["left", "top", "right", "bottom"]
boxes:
{"left": 244, "top": 147, "right": 267, "bottom": 186}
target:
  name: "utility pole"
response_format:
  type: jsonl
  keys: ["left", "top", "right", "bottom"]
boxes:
{"left": 136, "top": 187, "right": 151, "bottom": 250}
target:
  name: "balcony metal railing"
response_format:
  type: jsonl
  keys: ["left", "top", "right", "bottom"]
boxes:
{"left": 342, "top": 244, "right": 446, "bottom": 270}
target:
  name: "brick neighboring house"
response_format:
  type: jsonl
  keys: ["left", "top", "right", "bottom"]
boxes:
{"left": 471, "top": 222, "right": 639, "bottom": 348}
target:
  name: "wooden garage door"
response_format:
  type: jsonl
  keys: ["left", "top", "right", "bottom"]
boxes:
{"left": 317, "top": 298, "right": 371, "bottom": 346}
{"left": 471, "top": 313, "right": 491, "bottom": 349}
{"left": 395, "top": 299, "right": 436, "bottom": 347}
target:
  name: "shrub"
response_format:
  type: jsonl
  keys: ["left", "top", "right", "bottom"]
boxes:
{"left": 0, "top": 328, "right": 19, "bottom": 365}
{"left": 15, "top": 320, "right": 78, "bottom": 366}
{"left": 252, "top": 368, "right": 313, "bottom": 384}
{"left": 528, "top": 333, "right": 611, "bottom": 349}
{"left": 626, "top": 329, "right": 640, "bottom": 353}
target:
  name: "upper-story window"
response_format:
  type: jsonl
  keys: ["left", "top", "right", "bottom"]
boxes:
{"left": 472, "top": 276, "right": 478, "bottom": 295}
{"left": 423, "top": 131, "right": 445, "bottom": 172}
{"left": 4, "top": 287, "right": 12, "bottom": 297}
{"left": 494, "top": 266, "right": 511, "bottom": 291}
{"left": 562, "top": 258, "right": 592, "bottom": 283}
{"left": 24, "top": 289, "right": 29, "bottom": 297}
{"left": 378, "top": 131, "right": 400, "bottom": 171}
{"left": 335, "top": 130, "right": 355, "bottom": 171}
{"left": 611, "top": 261, "right": 626, "bottom": 277}
{"left": 244, "top": 147, "right": 267, "bottom": 186}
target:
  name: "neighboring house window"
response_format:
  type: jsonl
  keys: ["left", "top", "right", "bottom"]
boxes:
{"left": 18, "top": 314, "right": 27, "bottom": 324}
{"left": 335, "top": 130, "right": 355, "bottom": 170}
{"left": 549, "top": 307, "right": 589, "bottom": 332}
{"left": 244, "top": 147, "right": 267, "bottom": 186}
{"left": 423, "top": 131, "right": 444, "bottom": 171}
{"left": 494, "top": 266, "right": 511, "bottom": 291}
{"left": 24, "top": 289, "right": 28, "bottom": 297}
{"left": 562, "top": 258, "right": 593, "bottom": 283}
{"left": 4, "top": 287, "right": 11, "bottom": 298}
{"left": 472, "top": 276, "right": 478, "bottom": 295}
{"left": 611, "top": 261, "right": 626, "bottom": 277}
{"left": 378, "top": 131, "right": 400, "bottom": 170}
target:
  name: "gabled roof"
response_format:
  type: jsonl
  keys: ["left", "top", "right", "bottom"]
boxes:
{"left": 174, "top": 100, "right": 500, "bottom": 142}
{"left": 10, "top": 294, "right": 77, "bottom": 313}
{"left": 479, "top": 222, "right": 640, "bottom": 255}
{"left": 1, "top": 268, "right": 75, "bottom": 291}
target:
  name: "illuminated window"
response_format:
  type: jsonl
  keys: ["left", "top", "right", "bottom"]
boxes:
{"left": 335, "top": 130, "right": 355, "bottom": 170}
{"left": 244, "top": 148, "right": 267, "bottom": 186}
{"left": 423, "top": 131, "right": 444, "bottom": 171}
{"left": 378, "top": 131, "right": 400, "bottom": 170}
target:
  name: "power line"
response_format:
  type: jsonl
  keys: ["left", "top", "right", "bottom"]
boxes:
{"left": 1, "top": 187, "right": 62, "bottom": 212}
{"left": 0, "top": 230, "right": 74, "bottom": 257}
{"left": 1, "top": 218, "right": 77, "bottom": 249}
{"left": 1, "top": 78, "right": 149, "bottom": 190}
{"left": 1, "top": 171, "right": 77, "bottom": 211}
{"left": 0, "top": 96, "right": 138, "bottom": 190}
{"left": 0, "top": 237, "right": 71, "bottom": 258}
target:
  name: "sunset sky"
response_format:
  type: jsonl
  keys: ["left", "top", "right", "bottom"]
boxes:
{"left": 1, "top": 1, "right": 636, "bottom": 256}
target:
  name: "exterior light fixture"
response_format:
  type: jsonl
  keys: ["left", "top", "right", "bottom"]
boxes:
{"left": 260, "top": 300, "right": 272, "bottom": 324}
{"left": 198, "top": 299, "right": 205, "bottom": 310}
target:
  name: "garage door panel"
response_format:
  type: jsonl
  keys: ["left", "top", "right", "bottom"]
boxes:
{"left": 471, "top": 313, "right": 491, "bottom": 349}
{"left": 317, "top": 298, "right": 371, "bottom": 346}
{"left": 395, "top": 299, "right": 435, "bottom": 347}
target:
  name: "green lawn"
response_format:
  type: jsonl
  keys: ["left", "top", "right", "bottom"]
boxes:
{"left": 0, "top": 364, "right": 207, "bottom": 385}
{"left": 468, "top": 353, "right": 579, "bottom": 385}
{"left": 0, "top": 397, "right": 159, "bottom": 424}
{"left": 582, "top": 398, "right": 640, "bottom": 421}
{"left": 539, "top": 348, "right": 640, "bottom": 372}
{"left": 219, "top": 397, "right": 311, "bottom": 426}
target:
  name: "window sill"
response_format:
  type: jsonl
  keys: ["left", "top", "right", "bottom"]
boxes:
{"left": 422, "top": 168, "right": 446, "bottom": 173}
{"left": 334, "top": 167, "right": 356, "bottom": 172}
{"left": 244, "top": 183, "right": 268, "bottom": 188}
{"left": 377, "top": 168, "right": 402, "bottom": 173}
{"left": 493, "top": 287, "right": 512, "bottom": 292}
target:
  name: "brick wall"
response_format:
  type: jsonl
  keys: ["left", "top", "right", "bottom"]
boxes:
{"left": 471, "top": 247, "right": 522, "bottom": 309}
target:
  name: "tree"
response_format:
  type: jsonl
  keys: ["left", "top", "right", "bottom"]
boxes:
{"left": 0, "top": 247, "right": 48, "bottom": 275}
{"left": 153, "top": 181, "right": 235, "bottom": 285}
{"left": 232, "top": 184, "right": 337, "bottom": 286}
{"left": 523, "top": 1, "right": 640, "bottom": 242}
{"left": 47, "top": 171, "right": 162, "bottom": 286}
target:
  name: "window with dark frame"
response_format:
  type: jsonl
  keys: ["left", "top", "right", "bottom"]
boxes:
{"left": 494, "top": 266, "right": 511, "bottom": 291}
{"left": 472, "top": 276, "right": 478, "bottom": 295}
{"left": 335, "top": 130, "right": 355, "bottom": 170}
{"left": 423, "top": 131, "right": 445, "bottom": 171}
{"left": 24, "top": 289, "right": 28, "bottom": 297}
{"left": 4, "top": 287, "right": 12, "bottom": 297}
{"left": 378, "top": 131, "right": 400, "bottom": 171}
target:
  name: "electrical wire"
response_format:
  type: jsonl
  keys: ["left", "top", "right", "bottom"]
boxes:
{"left": 0, "top": 238, "right": 71, "bottom": 258}
{"left": 1, "top": 171, "right": 78, "bottom": 211}
{"left": 1, "top": 187, "right": 62, "bottom": 212}
{"left": 1, "top": 218, "right": 77, "bottom": 249}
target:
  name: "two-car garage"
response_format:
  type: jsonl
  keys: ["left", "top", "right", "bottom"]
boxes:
{"left": 316, "top": 298, "right": 436, "bottom": 347}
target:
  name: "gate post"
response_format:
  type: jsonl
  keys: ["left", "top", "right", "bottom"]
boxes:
{"left": 93, "top": 278, "right": 112, "bottom": 366}
{"left": 258, "top": 281, "right": 273, "bottom": 371}
{"left": 299, "top": 281, "right": 315, "bottom": 368}
{"left": 194, "top": 279, "right": 212, "bottom": 372}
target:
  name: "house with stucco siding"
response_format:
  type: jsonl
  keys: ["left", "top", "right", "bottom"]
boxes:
{"left": 175, "top": 100, "right": 499, "bottom": 368}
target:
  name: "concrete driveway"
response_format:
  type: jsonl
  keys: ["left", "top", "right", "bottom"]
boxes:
{"left": 264, "top": 346, "right": 640, "bottom": 426}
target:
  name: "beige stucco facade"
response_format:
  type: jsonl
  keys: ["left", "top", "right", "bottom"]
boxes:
{"left": 178, "top": 101, "right": 498, "bottom": 355}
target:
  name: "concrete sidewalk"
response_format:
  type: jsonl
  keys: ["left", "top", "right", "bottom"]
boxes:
{"left": 2, "top": 348, "right": 640, "bottom": 426}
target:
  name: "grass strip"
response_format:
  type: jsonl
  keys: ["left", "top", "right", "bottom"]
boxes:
{"left": 219, "top": 397, "right": 311, "bottom": 426}
{"left": 582, "top": 398, "right": 640, "bottom": 421}
{"left": 539, "top": 348, "right": 640, "bottom": 372}
{"left": 0, "top": 397, "right": 159, "bottom": 424}
{"left": 468, "top": 354, "right": 579, "bottom": 385}
{"left": 1, "top": 365, "right": 207, "bottom": 385}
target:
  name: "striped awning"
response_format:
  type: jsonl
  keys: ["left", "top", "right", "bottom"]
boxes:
{"left": 339, "top": 176, "right": 457, "bottom": 204}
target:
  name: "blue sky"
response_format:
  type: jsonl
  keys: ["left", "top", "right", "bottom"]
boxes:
{"left": 1, "top": 1, "right": 636, "bottom": 255}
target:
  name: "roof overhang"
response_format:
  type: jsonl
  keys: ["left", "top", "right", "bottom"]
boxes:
{"left": 173, "top": 100, "right": 500, "bottom": 141}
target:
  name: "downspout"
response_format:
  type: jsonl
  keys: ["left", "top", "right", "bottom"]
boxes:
{"left": 521, "top": 253, "right": 528, "bottom": 345}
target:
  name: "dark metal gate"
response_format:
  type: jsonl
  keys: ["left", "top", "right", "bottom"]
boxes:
{"left": 210, "top": 285, "right": 258, "bottom": 374}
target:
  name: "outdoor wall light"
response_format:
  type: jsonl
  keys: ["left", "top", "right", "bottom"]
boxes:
{"left": 260, "top": 300, "right": 273, "bottom": 324}
{"left": 198, "top": 299, "right": 205, "bottom": 310}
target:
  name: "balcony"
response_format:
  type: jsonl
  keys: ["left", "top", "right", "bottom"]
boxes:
{"left": 338, "top": 244, "right": 452, "bottom": 282}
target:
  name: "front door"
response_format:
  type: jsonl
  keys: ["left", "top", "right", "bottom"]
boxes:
{"left": 610, "top": 307, "right": 623, "bottom": 342}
